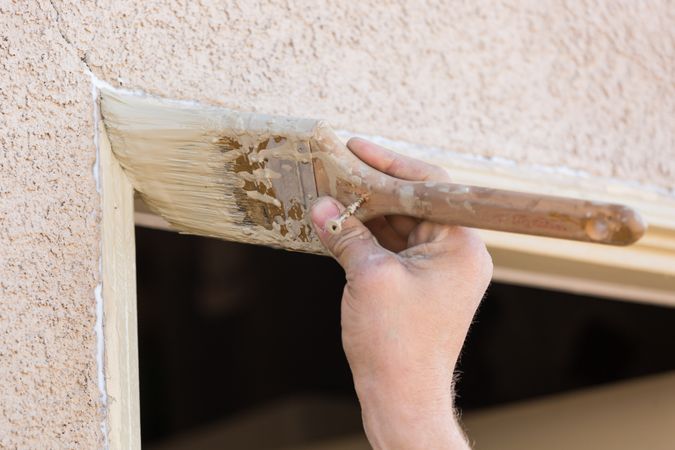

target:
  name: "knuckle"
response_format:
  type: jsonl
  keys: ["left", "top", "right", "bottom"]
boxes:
{"left": 477, "top": 245, "right": 494, "bottom": 281}
{"left": 359, "top": 253, "right": 402, "bottom": 283}
{"left": 438, "top": 227, "right": 491, "bottom": 270}
{"left": 387, "top": 155, "right": 406, "bottom": 175}
{"left": 327, "top": 225, "right": 370, "bottom": 260}
{"left": 458, "top": 230, "right": 493, "bottom": 281}
{"left": 345, "top": 251, "right": 402, "bottom": 294}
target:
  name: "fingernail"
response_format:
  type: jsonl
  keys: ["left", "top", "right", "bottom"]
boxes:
{"left": 310, "top": 197, "right": 341, "bottom": 231}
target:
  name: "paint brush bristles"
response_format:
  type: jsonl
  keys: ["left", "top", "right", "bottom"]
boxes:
{"left": 100, "top": 89, "right": 330, "bottom": 254}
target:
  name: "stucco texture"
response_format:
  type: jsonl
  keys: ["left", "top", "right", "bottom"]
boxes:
{"left": 1, "top": 1, "right": 103, "bottom": 448}
{"left": 59, "top": 0, "right": 674, "bottom": 191}
{"left": 1, "top": 0, "right": 674, "bottom": 447}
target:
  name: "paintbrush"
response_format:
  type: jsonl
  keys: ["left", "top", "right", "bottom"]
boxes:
{"left": 100, "top": 89, "right": 645, "bottom": 254}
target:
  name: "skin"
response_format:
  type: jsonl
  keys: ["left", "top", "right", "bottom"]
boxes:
{"left": 310, "top": 138, "right": 493, "bottom": 449}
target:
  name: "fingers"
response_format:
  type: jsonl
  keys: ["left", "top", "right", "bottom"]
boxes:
{"left": 365, "top": 217, "right": 408, "bottom": 253}
{"left": 385, "top": 215, "right": 419, "bottom": 239}
{"left": 401, "top": 223, "right": 493, "bottom": 280}
{"left": 310, "top": 197, "right": 391, "bottom": 273}
{"left": 347, "top": 137, "right": 451, "bottom": 241}
{"left": 347, "top": 137, "right": 450, "bottom": 182}
{"left": 406, "top": 221, "right": 455, "bottom": 248}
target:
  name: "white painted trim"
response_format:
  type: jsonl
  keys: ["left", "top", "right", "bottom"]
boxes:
{"left": 100, "top": 116, "right": 141, "bottom": 449}
{"left": 492, "top": 263, "right": 675, "bottom": 306}
{"left": 134, "top": 196, "right": 171, "bottom": 231}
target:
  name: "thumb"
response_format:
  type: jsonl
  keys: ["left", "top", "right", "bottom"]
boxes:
{"left": 310, "top": 197, "right": 385, "bottom": 272}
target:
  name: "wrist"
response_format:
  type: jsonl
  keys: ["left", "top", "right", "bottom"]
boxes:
{"left": 353, "top": 371, "right": 468, "bottom": 449}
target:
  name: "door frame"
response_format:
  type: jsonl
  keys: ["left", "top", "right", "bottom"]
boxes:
{"left": 100, "top": 96, "right": 675, "bottom": 448}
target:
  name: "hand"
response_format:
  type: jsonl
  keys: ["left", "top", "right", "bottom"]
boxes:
{"left": 310, "top": 138, "right": 493, "bottom": 449}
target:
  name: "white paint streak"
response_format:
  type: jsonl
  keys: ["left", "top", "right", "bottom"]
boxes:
{"left": 91, "top": 75, "right": 229, "bottom": 111}
{"left": 245, "top": 190, "right": 282, "bottom": 207}
{"left": 90, "top": 72, "right": 110, "bottom": 450}
{"left": 399, "top": 184, "right": 415, "bottom": 213}
{"left": 93, "top": 281, "right": 108, "bottom": 448}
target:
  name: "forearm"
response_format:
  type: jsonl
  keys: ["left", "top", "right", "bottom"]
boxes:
{"left": 354, "top": 372, "right": 470, "bottom": 450}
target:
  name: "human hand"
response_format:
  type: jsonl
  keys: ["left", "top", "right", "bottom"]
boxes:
{"left": 310, "top": 138, "right": 493, "bottom": 449}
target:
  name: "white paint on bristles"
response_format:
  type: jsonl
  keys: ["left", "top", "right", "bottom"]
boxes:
{"left": 99, "top": 86, "right": 327, "bottom": 254}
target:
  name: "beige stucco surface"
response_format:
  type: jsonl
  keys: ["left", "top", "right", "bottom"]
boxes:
{"left": 1, "top": 1, "right": 103, "bottom": 447}
{"left": 59, "top": 0, "right": 675, "bottom": 191}
{"left": 1, "top": 0, "right": 673, "bottom": 447}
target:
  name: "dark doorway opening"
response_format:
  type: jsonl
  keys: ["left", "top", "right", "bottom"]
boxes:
{"left": 136, "top": 227, "right": 675, "bottom": 448}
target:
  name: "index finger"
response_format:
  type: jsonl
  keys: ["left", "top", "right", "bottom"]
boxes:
{"left": 347, "top": 137, "right": 450, "bottom": 182}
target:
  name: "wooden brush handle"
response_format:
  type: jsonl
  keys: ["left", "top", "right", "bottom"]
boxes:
{"left": 311, "top": 128, "right": 645, "bottom": 245}
{"left": 355, "top": 180, "right": 645, "bottom": 245}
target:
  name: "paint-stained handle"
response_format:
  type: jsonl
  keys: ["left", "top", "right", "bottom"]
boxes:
{"left": 357, "top": 180, "right": 646, "bottom": 245}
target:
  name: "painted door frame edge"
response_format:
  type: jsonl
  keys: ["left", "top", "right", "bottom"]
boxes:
{"left": 99, "top": 110, "right": 142, "bottom": 448}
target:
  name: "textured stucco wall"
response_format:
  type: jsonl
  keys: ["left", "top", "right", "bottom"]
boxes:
{"left": 1, "top": 0, "right": 673, "bottom": 447}
{"left": 58, "top": 0, "right": 675, "bottom": 191}
{"left": 1, "top": 1, "right": 103, "bottom": 447}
